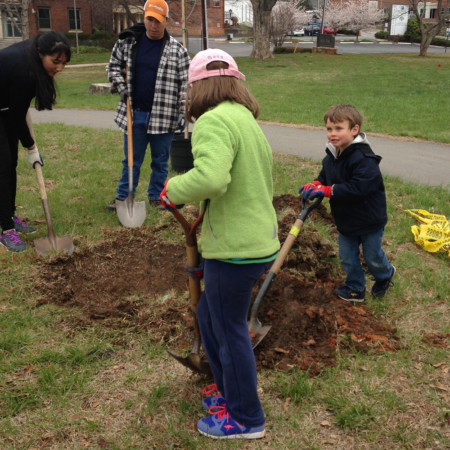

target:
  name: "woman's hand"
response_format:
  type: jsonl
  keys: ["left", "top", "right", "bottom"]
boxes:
{"left": 28, "top": 145, "right": 44, "bottom": 169}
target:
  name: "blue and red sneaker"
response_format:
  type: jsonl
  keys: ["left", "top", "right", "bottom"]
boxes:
{"left": 197, "top": 406, "right": 266, "bottom": 440}
{"left": 202, "top": 384, "right": 226, "bottom": 410}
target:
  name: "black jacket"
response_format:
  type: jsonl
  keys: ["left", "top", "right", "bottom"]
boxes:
{"left": 0, "top": 40, "right": 36, "bottom": 148}
{"left": 316, "top": 134, "right": 387, "bottom": 236}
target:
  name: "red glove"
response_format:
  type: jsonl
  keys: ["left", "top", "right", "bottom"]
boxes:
{"left": 298, "top": 180, "right": 321, "bottom": 196}
{"left": 160, "top": 181, "right": 184, "bottom": 212}
{"left": 304, "top": 184, "right": 332, "bottom": 200}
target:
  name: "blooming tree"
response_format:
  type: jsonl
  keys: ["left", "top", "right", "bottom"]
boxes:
{"left": 270, "top": 0, "right": 309, "bottom": 46}
{"left": 337, "top": 0, "right": 385, "bottom": 40}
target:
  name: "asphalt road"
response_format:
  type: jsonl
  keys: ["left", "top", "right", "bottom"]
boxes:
{"left": 30, "top": 108, "right": 450, "bottom": 188}
{"left": 185, "top": 35, "right": 448, "bottom": 56}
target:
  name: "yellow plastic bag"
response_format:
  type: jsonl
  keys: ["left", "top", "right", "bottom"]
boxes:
{"left": 404, "top": 209, "right": 450, "bottom": 256}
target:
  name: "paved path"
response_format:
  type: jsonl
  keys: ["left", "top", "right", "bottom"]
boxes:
{"left": 30, "top": 108, "right": 450, "bottom": 188}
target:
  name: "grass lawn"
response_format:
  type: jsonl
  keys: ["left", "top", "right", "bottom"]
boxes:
{"left": 68, "top": 53, "right": 111, "bottom": 65}
{"left": 56, "top": 52, "right": 450, "bottom": 143}
{"left": 1, "top": 124, "right": 450, "bottom": 449}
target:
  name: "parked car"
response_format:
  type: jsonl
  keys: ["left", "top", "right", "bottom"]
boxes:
{"left": 323, "top": 25, "right": 338, "bottom": 35}
{"left": 286, "top": 27, "right": 305, "bottom": 36}
{"left": 304, "top": 25, "right": 321, "bottom": 36}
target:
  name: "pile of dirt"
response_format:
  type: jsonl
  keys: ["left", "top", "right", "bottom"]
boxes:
{"left": 35, "top": 195, "right": 400, "bottom": 374}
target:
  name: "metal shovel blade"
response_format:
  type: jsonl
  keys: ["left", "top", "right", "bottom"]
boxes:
{"left": 116, "top": 197, "right": 146, "bottom": 228}
{"left": 248, "top": 319, "right": 272, "bottom": 350}
{"left": 34, "top": 234, "right": 74, "bottom": 256}
{"left": 166, "top": 336, "right": 212, "bottom": 375}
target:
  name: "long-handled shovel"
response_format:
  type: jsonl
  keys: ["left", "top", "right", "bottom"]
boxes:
{"left": 115, "top": 69, "right": 146, "bottom": 228}
{"left": 25, "top": 111, "right": 74, "bottom": 256}
{"left": 166, "top": 208, "right": 211, "bottom": 375}
{"left": 249, "top": 195, "right": 323, "bottom": 348}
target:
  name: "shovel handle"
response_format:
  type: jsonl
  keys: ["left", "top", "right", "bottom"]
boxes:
{"left": 25, "top": 111, "right": 56, "bottom": 240}
{"left": 249, "top": 195, "right": 322, "bottom": 321}
{"left": 126, "top": 97, "right": 133, "bottom": 168}
{"left": 170, "top": 209, "right": 205, "bottom": 325}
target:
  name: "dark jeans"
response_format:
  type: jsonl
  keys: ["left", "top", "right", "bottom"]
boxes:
{"left": 116, "top": 109, "right": 174, "bottom": 201}
{"left": 338, "top": 228, "right": 393, "bottom": 292}
{"left": 197, "top": 259, "right": 272, "bottom": 428}
{"left": 0, "top": 116, "right": 18, "bottom": 232}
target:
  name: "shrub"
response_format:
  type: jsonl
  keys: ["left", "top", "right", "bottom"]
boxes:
{"left": 404, "top": 18, "right": 423, "bottom": 43}
{"left": 92, "top": 30, "right": 113, "bottom": 40}
{"left": 375, "top": 31, "right": 388, "bottom": 39}
{"left": 432, "top": 37, "right": 450, "bottom": 47}
{"left": 337, "top": 27, "right": 358, "bottom": 36}
{"left": 273, "top": 46, "right": 312, "bottom": 54}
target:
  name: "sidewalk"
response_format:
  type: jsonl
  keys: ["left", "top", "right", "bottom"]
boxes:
{"left": 30, "top": 108, "right": 450, "bottom": 188}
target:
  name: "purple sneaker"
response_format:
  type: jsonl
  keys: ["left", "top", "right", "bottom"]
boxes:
{"left": 197, "top": 406, "right": 266, "bottom": 440}
{"left": 13, "top": 216, "right": 36, "bottom": 234}
{"left": 202, "top": 384, "right": 226, "bottom": 410}
{"left": 0, "top": 230, "right": 27, "bottom": 252}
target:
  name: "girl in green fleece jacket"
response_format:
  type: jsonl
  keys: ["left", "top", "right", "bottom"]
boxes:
{"left": 160, "top": 49, "right": 280, "bottom": 440}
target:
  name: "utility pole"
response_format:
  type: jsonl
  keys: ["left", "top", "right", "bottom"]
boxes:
{"left": 321, "top": 0, "right": 326, "bottom": 33}
{"left": 201, "top": 0, "right": 209, "bottom": 49}
{"left": 73, "top": 0, "right": 79, "bottom": 55}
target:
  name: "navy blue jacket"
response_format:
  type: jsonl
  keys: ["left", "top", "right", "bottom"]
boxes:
{"left": 0, "top": 40, "right": 36, "bottom": 148}
{"left": 316, "top": 134, "right": 387, "bottom": 236}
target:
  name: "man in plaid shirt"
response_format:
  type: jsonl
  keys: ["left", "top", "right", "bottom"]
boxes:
{"left": 106, "top": 0, "right": 190, "bottom": 211}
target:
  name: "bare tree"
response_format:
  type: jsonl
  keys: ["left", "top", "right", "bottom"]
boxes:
{"left": 408, "top": 0, "right": 449, "bottom": 56}
{"left": 270, "top": 1, "right": 299, "bottom": 46}
{"left": 250, "top": 0, "right": 278, "bottom": 58}
{"left": 4, "top": 0, "right": 30, "bottom": 39}
{"left": 337, "top": 0, "right": 384, "bottom": 40}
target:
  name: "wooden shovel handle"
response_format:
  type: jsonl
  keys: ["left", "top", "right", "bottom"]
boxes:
{"left": 125, "top": 68, "right": 133, "bottom": 168}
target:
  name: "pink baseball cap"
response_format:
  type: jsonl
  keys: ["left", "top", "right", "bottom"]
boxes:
{"left": 189, "top": 49, "right": 246, "bottom": 83}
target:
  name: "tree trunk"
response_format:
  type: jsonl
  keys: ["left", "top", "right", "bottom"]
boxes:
{"left": 411, "top": 0, "right": 445, "bottom": 57}
{"left": 21, "top": 0, "right": 30, "bottom": 40}
{"left": 250, "top": 0, "right": 277, "bottom": 59}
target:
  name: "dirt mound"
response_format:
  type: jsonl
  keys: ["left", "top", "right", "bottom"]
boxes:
{"left": 34, "top": 196, "right": 399, "bottom": 374}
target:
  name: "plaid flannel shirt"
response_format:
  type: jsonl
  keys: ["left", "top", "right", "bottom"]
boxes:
{"left": 107, "top": 30, "right": 190, "bottom": 134}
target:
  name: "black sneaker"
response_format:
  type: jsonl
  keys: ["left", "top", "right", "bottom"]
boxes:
{"left": 106, "top": 199, "right": 120, "bottom": 212}
{"left": 149, "top": 200, "right": 165, "bottom": 211}
{"left": 335, "top": 286, "right": 365, "bottom": 302}
{"left": 0, "top": 230, "right": 27, "bottom": 252}
{"left": 13, "top": 216, "right": 36, "bottom": 234}
{"left": 371, "top": 266, "right": 396, "bottom": 298}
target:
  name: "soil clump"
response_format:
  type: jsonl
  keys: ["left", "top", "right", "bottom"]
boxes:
{"left": 35, "top": 195, "right": 399, "bottom": 374}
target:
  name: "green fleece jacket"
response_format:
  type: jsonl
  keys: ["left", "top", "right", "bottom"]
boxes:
{"left": 167, "top": 101, "right": 280, "bottom": 260}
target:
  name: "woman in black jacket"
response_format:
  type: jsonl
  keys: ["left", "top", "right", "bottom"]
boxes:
{"left": 0, "top": 31, "right": 71, "bottom": 252}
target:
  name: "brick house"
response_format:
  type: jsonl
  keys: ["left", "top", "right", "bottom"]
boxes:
{"left": 0, "top": 0, "right": 93, "bottom": 49}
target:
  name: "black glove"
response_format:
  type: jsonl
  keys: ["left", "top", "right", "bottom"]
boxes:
{"left": 185, "top": 255, "right": 204, "bottom": 280}
{"left": 120, "top": 88, "right": 129, "bottom": 102}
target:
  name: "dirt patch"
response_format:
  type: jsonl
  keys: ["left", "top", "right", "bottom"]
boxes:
{"left": 35, "top": 195, "right": 399, "bottom": 374}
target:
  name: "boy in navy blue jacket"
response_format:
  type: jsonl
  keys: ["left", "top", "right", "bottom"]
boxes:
{"left": 299, "top": 104, "right": 395, "bottom": 302}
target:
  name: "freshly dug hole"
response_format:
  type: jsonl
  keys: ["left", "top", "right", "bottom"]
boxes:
{"left": 35, "top": 195, "right": 399, "bottom": 373}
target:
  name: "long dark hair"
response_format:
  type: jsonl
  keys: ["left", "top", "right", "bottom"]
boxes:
{"left": 28, "top": 31, "right": 71, "bottom": 111}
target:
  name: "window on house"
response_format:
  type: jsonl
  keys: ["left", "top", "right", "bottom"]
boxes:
{"left": 68, "top": 9, "right": 81, "bottom": 30}
{"left": 1, "top": 10, "right": 22, "bottom": 38}
{"left": 38, "top": 8, "right": 51, "bottom": 29}
{"left": 429, "top": 8, "right": 436, "bottom": 18}
{"left": 213, "top": 0, "right": 220, "bottom": 7}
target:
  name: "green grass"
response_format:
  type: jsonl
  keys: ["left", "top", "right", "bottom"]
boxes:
{"left": 1, "top": 124, "right": 450, "bottom": 448}
{"left": 68, "top": 52, "right": 111, "bottom": 65}
{"left": 56, "top": 52, "right": 450, "bottom": 142}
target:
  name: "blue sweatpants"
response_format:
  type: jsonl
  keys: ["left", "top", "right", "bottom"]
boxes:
{"left": 197, "top": 258, "right": 272, "bottom": 428}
